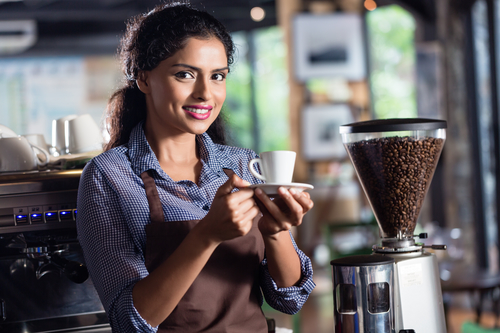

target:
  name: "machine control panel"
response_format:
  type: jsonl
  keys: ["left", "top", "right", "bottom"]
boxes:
{"left": 0, "top": 170, "right": 81, "bottom": 234}
{"left": 14, "top": 204, "right": 77, "bottom": 225}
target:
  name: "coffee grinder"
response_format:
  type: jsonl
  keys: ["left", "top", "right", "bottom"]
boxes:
{"left": 331, "top": 118, "right": 448, "bottom": 333}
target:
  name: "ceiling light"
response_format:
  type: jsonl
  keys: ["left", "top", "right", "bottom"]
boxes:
{"left": 364, "top": 0, "right": 377, "bottom": 11}
{"left": 0, "top": 20, "right": 37, "bottom": 55}
{"left": 250, "top": 7, "right": 266, "bottom": 22}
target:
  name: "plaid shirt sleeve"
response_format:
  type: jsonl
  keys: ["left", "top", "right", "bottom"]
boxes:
{"left": 77, "top": 159, "right": 158, "bottom": 333}
{"left": 259, "top": 232, "right": 316, "bottom": 314}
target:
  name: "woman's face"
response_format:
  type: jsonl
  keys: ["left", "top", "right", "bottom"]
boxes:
{"left": 139, "top": 37, "right": 228, "bottom": 138}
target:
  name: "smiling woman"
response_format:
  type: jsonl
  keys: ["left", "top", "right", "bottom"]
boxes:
{"left": 75, "top": 2, "right": 315, "bottom": 333}
{"left": 136, "top": 38, "right": 229, "bottom": 182}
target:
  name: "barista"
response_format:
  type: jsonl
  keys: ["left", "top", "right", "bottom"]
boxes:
{"left": 76, "top": 2, "right": 316, "bottom": 332}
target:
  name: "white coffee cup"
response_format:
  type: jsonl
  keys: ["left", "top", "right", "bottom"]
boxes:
{"left": 0, "top": 124, "right": 17, "bottom": 138}
{"left": 248, "top": 150, "right": 296, "bottom": 184}
{"left": 23, "top": 134, "right": 49, "bottom": 151}
{"left": 52, "top": 114, "right": 77, "bottom": 154}
{"left": 0, "top": 136, "right": 50, "bottom": 172}
{"left": 52, "top": 114, "right": 103, "bottom": 155}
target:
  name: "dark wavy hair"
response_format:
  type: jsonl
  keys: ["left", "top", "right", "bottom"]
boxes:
{"left": 104, "top": 1, "right": 235, "bottom": 151}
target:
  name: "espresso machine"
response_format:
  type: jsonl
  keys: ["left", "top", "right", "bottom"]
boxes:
{"left": 0, "top": 169, "right": 111, "bottom": 332}
{"left": 332, "top": 118, "right": 448, "bottom": 333}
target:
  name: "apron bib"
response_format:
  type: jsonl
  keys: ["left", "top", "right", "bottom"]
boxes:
{"left": 141, "top": 170, "right": 268, "bottom": 333}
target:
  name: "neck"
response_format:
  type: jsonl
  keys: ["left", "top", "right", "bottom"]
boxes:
{"left": 143, "top": 120, "right": 201, "bottom": 183}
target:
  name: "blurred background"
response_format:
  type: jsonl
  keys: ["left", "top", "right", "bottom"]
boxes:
{"left": 0, "top": 0, "right": 498, "bottom": 332}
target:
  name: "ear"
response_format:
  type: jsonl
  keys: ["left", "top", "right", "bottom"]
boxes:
{"left": 136, "top": 71, "right": 151, "bottom": 94}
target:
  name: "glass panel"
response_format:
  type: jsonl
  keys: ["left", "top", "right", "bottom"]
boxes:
{"left": 367, "top": 282, "right": 390, "bottom": 313}
{"left": 336, "top": 283, "right": 357, "bottom": 314}
{"left": 225, "top": 31, "right": 254, "bottom": 149}
{"left": 226, "top": 27, "right": 290, "bottom": 151}
{"left": 472, "top": 0, "right": 498, "bottom": 270}
{"left": 0, "top": 56, "right": 117, "bottom": 140}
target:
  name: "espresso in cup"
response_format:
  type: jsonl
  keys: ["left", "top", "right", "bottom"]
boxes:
{"left": 248, "top": 150, "right": 296, "bottom": 184}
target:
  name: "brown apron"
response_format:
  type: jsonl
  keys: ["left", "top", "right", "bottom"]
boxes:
{"left": 141, "top": 170, "right": 268, "bottom": 333}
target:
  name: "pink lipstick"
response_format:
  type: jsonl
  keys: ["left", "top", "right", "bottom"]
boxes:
{"left": 183, "top": 105, "right": 212, "bottom": 120}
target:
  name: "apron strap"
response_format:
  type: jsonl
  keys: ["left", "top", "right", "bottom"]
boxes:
{"left": 141, "top": 168, "right": 236, "bottom": 225}
{"left": 141, "top": 170, "right": 164, "bottom": 224}
{"left": 222, "top": 168, "right": 235, "bottom": 178}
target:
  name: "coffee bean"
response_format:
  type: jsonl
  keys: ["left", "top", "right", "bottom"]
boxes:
{"left": 347, "top": 136, "right": 444, "bottom": 238}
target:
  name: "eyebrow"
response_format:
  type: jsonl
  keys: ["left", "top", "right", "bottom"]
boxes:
{"left": 172, "top": 63, "right": 230, "bottom": 73}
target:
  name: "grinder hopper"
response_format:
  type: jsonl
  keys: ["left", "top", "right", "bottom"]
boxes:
{"left": 339, "top": 118, "right": 446, "bottom": 243}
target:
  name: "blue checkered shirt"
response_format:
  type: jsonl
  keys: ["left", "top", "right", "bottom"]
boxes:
{"left": 76, "top": 122, "right": 315, "bottom": 332}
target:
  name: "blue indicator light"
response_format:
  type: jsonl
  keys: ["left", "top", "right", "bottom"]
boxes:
{"left": 17, "top": 215, "right": 24, "bottom": 219}
{"left": 32, "top": 214, "right": 39, "bottom": 217}
{"left": 61, "top": 211, "right": 67, "bottom": 215}
{"left": 47, "top": 212, "right": 53, "bottom": 216}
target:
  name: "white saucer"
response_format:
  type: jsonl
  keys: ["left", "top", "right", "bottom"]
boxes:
{"left": 249, "top": 182, "right": 314, "bottom": 196}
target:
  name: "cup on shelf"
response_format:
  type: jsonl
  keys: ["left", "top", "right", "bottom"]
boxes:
{"left": 52, "top": 114, "right": 103, "bottom": 155}
{"left": 0, "top": 136, "right": 50, "bottom": 172}
{"left": 23, "top": 134, "right": 49, "bottom": 151}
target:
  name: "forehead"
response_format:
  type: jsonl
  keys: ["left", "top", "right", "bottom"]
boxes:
{"left": 167, "top": 37, "right": 228, "bottom": 68}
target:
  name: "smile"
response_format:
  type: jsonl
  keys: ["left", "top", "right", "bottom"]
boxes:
{"left": 183, "top": 107, "right": 211, "bottom": 114}
{"left": 183, "top": 106, "right": 213, "bottom": 120}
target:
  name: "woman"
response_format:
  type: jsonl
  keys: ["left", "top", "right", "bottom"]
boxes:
{"left": 76, "top": 2, "right": 315, "bottom": 332}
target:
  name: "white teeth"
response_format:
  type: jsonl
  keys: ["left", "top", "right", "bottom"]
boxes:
{"left": 184, "top": 107, "right": 210, "bottom": 114}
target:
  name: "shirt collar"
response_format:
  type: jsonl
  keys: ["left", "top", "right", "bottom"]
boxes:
{"left": 197, "top": 132, "right": 232, "bottom": 177}
{"left": 128, "top": 121, "right": 163, "bottom": 177}
{"left": 128, "top": 121, "right": 232, "bottom": 179}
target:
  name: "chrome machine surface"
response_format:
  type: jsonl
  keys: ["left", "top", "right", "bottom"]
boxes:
{"left": 331, "top": 254, "right": 396, "bottom": 333}
{"left": 0, "top": 170, "right": 111, "bottom": 333}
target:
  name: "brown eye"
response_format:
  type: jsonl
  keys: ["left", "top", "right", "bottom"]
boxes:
{"left": 175, "top": 71, "right": 194, "bottom": 79}
{"left": 212, "top": 73, "right": 225, "bottom": 81}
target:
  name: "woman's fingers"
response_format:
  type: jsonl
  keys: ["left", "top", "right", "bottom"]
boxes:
{"left": 254, "top": 189, "right": 294, "bottom": 230}
{"left": 289, "top": 189, "right": 314, "bottom": 214}
{"left": 254, "top": 187, "right": 315, "bottom": 235}
{"left": 256, "top": 188, "right": 307, "bottom": 223}
{"left": 201, "top": 176, "right": 260, "bottom": 242}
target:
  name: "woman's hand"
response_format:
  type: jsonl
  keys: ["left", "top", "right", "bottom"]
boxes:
{"left": 254, "top": 187, "right": 314, "bottom": 287}
{"left": 254, "top": 187, "right": 314, "bottom": 238}
{"left": 196, "top": 174, "right": 260, "bottom": 244}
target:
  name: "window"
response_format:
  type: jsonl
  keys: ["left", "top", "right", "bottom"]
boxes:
{"left": 472, "top": 0, "right": 498, "bottom": 270}
{"left": 366, "top": 5, "right": 417, "bottom": 119}
{"left": 226, "top": 27, "right": 290, "bottom": 152}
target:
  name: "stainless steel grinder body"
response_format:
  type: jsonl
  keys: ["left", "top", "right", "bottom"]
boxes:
{"left": 384, "top": 251, "right": 447, "bottom": 333}
{"left": 331, "top": 254, "right": 396, "bottom": 333}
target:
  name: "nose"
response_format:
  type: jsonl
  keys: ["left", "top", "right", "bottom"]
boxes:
{"left": 193, "top": 77, "right": 212, "bottom": 101}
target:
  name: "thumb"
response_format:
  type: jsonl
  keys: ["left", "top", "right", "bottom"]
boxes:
{"left": 217, "top": 174, "right": 250, "bottom": 196}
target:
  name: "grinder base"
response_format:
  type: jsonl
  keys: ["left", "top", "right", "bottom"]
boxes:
{"left": 382, "top": 251, "right": 447, "bottom": 333}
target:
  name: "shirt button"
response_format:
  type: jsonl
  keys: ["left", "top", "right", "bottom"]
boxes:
{"left": 202, "top": 204, "right": 210, "bottom": 211}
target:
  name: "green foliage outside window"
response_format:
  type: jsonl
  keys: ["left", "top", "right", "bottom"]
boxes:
{"left": 252, "top": 27, "right": 290, "bottom": 152}
{"left": 224, "top": 32, "right": 254, "bottom": 149}
{"left": 366, "top": 5, "right": 417, "bottom": 119}
{"left": 225, "top": 27, "right": 290, "bottom": 152}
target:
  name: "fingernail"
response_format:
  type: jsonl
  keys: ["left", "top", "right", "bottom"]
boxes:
{"left": 289, "top": 188, "right": 297, "bottom": 195}
{"left": 255, "top": 188, "right": 263, "bottom": 195}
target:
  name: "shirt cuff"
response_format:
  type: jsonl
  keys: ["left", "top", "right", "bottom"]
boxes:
{"left": 260, "top": 248, "right": 316, "bottom": 314}
{"left": 111, "top": 283, "right": 159, "bottom": 333}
